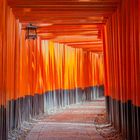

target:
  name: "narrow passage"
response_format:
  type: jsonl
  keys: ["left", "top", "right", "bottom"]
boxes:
{"left": 26, "top": 99, "right": 105, "bottom": 140}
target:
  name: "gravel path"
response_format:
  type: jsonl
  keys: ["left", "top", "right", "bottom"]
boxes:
{"left": 26, "top": 100, "right": 105, "bottom": 140}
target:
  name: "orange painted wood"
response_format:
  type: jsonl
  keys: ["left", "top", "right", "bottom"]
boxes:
{"left": 104, "top": 0, "right": 140, "bottom": 106}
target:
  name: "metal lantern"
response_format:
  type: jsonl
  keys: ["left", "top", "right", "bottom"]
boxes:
{"left": 25, "top": 23, "right": 37, "bottom": 40}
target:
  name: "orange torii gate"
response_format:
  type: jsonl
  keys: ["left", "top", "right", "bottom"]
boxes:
{"left": 0, "top": 0, "right": 140, "bottom": 139}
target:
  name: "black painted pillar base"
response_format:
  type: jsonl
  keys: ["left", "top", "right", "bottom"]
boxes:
{"left": 105, "top": 96, "right": 140, "bottom": 140}
{"left": 7, "top": 94, "right": 44, "bottom": 133}
{"left": 0, "top": 105, "right": 6, "bottom": 140}
{"left": 44, "top": 86, "right": 104, "bottom": 113}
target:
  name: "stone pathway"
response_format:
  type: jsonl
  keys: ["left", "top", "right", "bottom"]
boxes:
{"left": 26, "top": 100, "right": 105, "bottom": 140}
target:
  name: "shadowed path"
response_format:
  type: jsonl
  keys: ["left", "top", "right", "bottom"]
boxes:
{"left": 26, "top": 99, "right": 105, "bottom": 140}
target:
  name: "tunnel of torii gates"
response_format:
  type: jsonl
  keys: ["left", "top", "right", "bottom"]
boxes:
{"left": 0, "top": 0, "right": 140, "bottom": 139}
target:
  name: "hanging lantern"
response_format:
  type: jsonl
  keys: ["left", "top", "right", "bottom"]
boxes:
{"left": 25, "top": 23, "right": 37, "bottom": 40}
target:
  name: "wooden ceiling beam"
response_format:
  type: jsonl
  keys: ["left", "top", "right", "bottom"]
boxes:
{"left": 66, "top": 43, "right": 103, "bottom": 46}
{"left": 83, "top": 47, "right": 103, "bottom": 50}
{"left": 66, "top": 41, "right": 102, "bottom": 44}
{"left": 58, "top": 40, "right": 102, "bottom": 44}
{"left": 38, "top": 32, "right": 99, "bottom": 36}
{"left": 8, "top": 0, "right": 119, "bottom": 7}
{"left": 82, "top": 49, "right": 103, "bottom": 52}
{"left": 37, "top": 28, "right": 99, "bottom": 33}
{"left": 20, "top": 20, "right": 106, "bottom": 25}
{"left": 9, "top": 0, "right": 120, "bottom": 52}
{"left": 19, "top": 17, "right": 106, "bottom": 24}
{"left": 70, "top": 44, "right": 103, "bottom": 48}
{"left": 23, "top": 24, "right": 99, "bottom": 29}
{"left": 13, "top": 9, "right": 112, "bottom": 19}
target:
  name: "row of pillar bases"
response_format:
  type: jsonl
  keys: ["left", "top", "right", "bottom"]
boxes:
{"left": 0, "top": 86, "right": 104, "bottom": 140}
